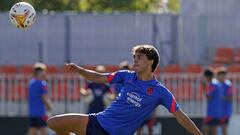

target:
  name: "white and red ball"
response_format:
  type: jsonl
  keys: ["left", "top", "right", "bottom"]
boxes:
{"left": 9, "top": 2, "right": 36, "bottom": 29}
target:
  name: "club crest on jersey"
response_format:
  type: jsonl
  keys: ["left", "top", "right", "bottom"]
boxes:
{"left": 147, "top": 87, "right": 154, "bottom": 95}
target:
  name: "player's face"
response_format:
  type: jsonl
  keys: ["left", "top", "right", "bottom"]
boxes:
{"left": 132, "top": 52, "right": 153, "bottom": 73}
{"left": 40, "top": 70, "right": 47, "bottom": 80}
{"left": 217, "top": 73, "right": 226, "bottom": 82}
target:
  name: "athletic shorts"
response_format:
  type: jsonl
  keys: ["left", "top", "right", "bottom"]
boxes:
{"left": 86, "top": 114, "right": 109, "bottom": 135}
{"left": 29, "top": 116, "right": 48, "bottom": 127}
{"left": 204, "top": 117, "right": 221, "bottom": 126}
{"left": 220, "top": 117, "right": 230, "bottom": 125}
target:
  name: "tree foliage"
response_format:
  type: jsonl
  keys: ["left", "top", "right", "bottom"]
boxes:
{"left": 78, "top": 0, "right": 161, "bottom": 13}
{"left": 0, "top": 0, "right": 180, "bottom": 13}
{"left": 168, "top": 0, "right": 180, "bottom": 13}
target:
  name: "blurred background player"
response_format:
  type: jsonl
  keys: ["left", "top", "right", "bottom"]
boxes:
{"left": 112, "top": 61, "right": 131, "bottom": 95}
{"left": 216, "top": 67, "right": 233, "bottom": 135}
{"left": 119, "top": 61, "right": 131, "bottom": 70}
{"left": 136, "top": 111, "right": 157, "bottom": 135}
{"left": 80, "top": 65, "right": 113, "bottom": 113}
{"left": 27, "top": 62, "right": 53, "bottom": 135}
{"left": 202, "top": 68, "right": 222, "bottom": 135}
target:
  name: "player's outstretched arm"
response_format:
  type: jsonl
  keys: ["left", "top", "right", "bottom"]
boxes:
{"left": 42, "top": 94, "right": 53, "bottom": 111}
{"left": 65, "top": 63, "right": 108, "bottom": 83}
{"left": 172, "top": 109, "right": 203, "bottom": 135}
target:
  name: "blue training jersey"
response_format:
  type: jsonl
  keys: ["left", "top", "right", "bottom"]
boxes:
{"left": 112, "top": 83, "right": 123, "bottom": 94}
{"left": 28, "top": 78, "right": 48, "bottom": 117}
{"left": 221, "top": 80, "right": 233, "bottom": 117}
{"left": 206, "top": 79, "right": 222, "bottom": 118}
{"left": 97, "top": 70, "right": 179, "bottom": 135}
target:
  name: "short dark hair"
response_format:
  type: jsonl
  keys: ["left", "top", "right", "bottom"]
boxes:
{"left": 203, "top": 69, "right": 214, "bottom": 78}
{"left": 217, "top": 71, "right": 226, "bottom": 75}
{"left": 132, "top": 44, "right": 159, "bottom": 72}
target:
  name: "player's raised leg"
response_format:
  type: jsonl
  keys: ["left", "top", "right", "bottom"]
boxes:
{"left": 47, "top": 113, "right": 89, "bottom": 135}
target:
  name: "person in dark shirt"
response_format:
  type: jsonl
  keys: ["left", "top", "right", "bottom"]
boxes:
{"left": 81, "top": 65, "right": 112, "bottom": 113}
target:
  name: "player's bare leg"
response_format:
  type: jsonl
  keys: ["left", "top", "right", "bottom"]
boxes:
{"left": 211, "top": 126, "right": 217, "bottom": 135}
{"left": 27, "top": 127, "right": 37, "bottom": 135}
{"left": 222, "top": 125, "right": 228, "bottom": 135}
{"left": 39, "top": 127, "right": 48, "bottom": 135}
{"left": 136, "top": 128, "right": 143, "bottom": 135}
{"left": 203, "top": 125, "right": 210, "bottom": 135}
{"left": 147, "top": 119, "right": 155, "bottom": 135}
{"left": 148, "top": 127, "right": 153, "bottom": 135}
{"left": 47, "top": 113, "right": 89, "bottom": 135}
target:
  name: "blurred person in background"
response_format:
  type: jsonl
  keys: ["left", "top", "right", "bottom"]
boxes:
{"left": 119, "top": 61, "right": 131, "bottom": 70}
{"left": 80, "top": 65, "right": 113, "bottom": 113}
{"left": 27, "top": 62, "right": 53, "bottom": 135}
{"left": 216, "top": 67, "right": 232, "bottom": 135}
{"left": 202, "top": 68, "right": 222, "bottom": 135}
{"left": 112, "top": 61, "right": 131, "bottom": 94}
{"left": 136, "top": 111, "right": 157, "bottom": 135}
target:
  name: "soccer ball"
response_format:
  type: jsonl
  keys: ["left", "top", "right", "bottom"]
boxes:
{"left": 9, "top": 2, "right": 36, "bottom": 29}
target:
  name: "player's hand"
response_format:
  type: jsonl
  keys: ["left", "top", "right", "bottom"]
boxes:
{"left": 65, "top": 63, "right": 80, "bottom": 72}
{"left": 80, "top": 88, "right": 92, "bottom": 96}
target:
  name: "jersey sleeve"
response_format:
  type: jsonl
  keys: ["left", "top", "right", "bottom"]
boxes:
{"left": 40, "top": 81, "right": 48, "bottom": 95}
{"left": 106, "top": 70, "right": 129, "bottom": 84}
{"left": 160, "top": 87, "right": 179, "bottom": 113}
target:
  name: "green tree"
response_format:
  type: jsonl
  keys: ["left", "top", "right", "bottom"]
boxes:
{"left": 168, "top": 0, "right": 180, "bottom": 13}
{"left": 79, "top": 0, "right": 161, "bottom": 13}
{"left": 78, "top": 0, "right": 181, "bottom": 13}
{"left": 0, "top": 0, "right": 19, "bottom": 11}
{"left": 0, "top": 0, "right": 181, "bottom": 13}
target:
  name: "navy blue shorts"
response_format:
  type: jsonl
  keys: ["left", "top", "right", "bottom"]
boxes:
{"left": 204, "top": 117, "right": 220, "bottom": 126}
{"left": 29, "top": 116, "right": 47, "bottom": 127}
{"left": 86, "top": 114, "right": 109, "bottom": 135}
